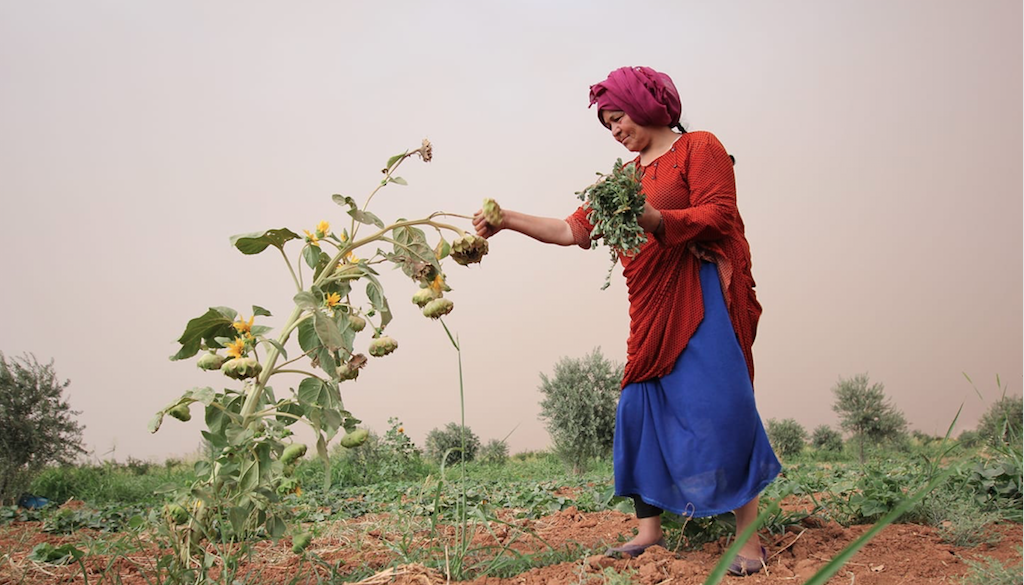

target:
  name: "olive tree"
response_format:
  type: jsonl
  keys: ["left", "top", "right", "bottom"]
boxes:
{"left": 0, "top": 353, "right": 86, "bottom": 504}
{"left": 831, "top": 373, "right": 907, "bottom": 462}
{"left": 538, "top": 348, "right": 621, "bottom": 474}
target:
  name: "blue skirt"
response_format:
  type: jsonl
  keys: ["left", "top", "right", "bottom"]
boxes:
{"left": 613, "top": 261, "right": 781, "bottom": 517}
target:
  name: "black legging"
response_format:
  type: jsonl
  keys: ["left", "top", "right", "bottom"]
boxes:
{"left": 632, "top": 495, "right": 663, "bottom": 519}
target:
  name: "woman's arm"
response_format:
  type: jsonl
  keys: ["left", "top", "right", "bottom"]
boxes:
{"left": 473, "top": 208, "right": 576, "bottom": 246}
{"left": 644, "top": 132, "right": 738, "bottom": 247}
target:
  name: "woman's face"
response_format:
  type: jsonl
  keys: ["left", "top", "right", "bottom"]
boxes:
{"left": 601, "top": 110, "right": 650, "bottom": 152}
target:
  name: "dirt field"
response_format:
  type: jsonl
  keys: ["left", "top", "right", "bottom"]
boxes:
{"left": 1, "top": 501, "right": 1020, "bottom": 585}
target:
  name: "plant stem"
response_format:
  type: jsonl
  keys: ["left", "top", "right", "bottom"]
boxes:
{"left": 238, "top": 305, "right": 303, "bottom": 423}
{"left": 439, "top": 319, "right": 469, "bottom": 561}
{"left": 350, "top": 151, "right": 411, "bottom": 243}
{"left": 278, "top": 246, "right": 301, "bottom": 292}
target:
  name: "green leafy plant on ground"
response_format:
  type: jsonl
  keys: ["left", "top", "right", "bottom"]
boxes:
{"left": 958, "top": 549, "right": 1024, "bottom": 585}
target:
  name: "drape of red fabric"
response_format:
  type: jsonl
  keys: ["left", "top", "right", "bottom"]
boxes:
{"left": 566, "top": 131, "right": 761, "bottom": 388}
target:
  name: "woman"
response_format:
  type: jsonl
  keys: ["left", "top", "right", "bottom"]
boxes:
{"left": 473, "top": 66, "right": 781, "bottom": 576}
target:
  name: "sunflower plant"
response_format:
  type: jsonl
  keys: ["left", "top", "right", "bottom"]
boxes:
{"left": 149, "top": 140, "right": 496, "bottom": 564}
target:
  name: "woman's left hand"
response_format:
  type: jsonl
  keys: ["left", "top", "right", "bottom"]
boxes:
{"left": 638, "top": 203, "right": 664, "bottom": 236}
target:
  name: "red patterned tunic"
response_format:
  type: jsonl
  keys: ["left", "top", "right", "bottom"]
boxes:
{"left": 566, "top": 131, "right": 761, "bottom": 388}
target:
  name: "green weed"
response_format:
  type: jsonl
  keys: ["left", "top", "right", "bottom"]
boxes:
{"left": 959, "top": 549, "right": 1023, "bottom": 585}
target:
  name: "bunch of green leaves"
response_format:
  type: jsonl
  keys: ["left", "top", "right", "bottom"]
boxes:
{"left": 575, "top": 159, "right": 647, "bottom": 289}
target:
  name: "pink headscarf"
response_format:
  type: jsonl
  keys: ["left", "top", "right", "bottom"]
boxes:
{"left": 588, "top": 66, "right": 683, "bottom": 129}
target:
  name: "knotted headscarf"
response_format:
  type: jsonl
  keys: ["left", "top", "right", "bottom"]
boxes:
{"left": 588, "top": 66, "right": 685, "bottom": 130}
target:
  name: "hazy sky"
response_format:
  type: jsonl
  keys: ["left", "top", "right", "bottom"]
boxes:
{"left": 1, "top": 1, "right": 1020, "bottom": 463}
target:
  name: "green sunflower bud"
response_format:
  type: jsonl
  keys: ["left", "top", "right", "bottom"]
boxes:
{"left": 412, "top": 287, "right": 440, "bottom": 308}
{"left": 281, "top": 443, "right": 307, "bottom": 465}
{"left": 348, "top": 314, "right": 367, "bottom": 332}
{"left": 291, "top": 532, "right": 312, "bottom": 554}
{"left": 169, "top": 405, "right": 192, "bottom": 422}
{"left": 368, "top": 336, "right": 398, "bottom": 357}
{"left": 164, "top": 503, "right": 189, "bottom": 525}
{"left": 482, "top": 197, "right": 503, "bottom": 227}
{"left": 450, "top": 234, "right": 489, "bottom": 266}
{"left": 223, "top": 357, "right": 263, "bottom": 380}
{"left": 196, "top": 352, "right": 224, "bottom": 371}
{"left": 422, "top": 298, "right": 454, "bottom": 319}
{"left": 338, "top": 354, "right": 367, "bottom": 381}
{"left": 340, "top": 428, "right": 370, "bottom": 448}
{"left": 338, "top": 363, "right": 360, "bottom": 381}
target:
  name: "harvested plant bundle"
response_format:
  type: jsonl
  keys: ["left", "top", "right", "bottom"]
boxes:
{"left": 575, "top": 158, "right": 647, "bottom": 289}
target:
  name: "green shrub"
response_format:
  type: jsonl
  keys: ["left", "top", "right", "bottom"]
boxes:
{"left": 766, "top": 418, "right": 807, "bottom": 458}
{"left": 811, "top": 424, "right": 844, "bottom": 452}
{"left": 478, "top": 439, "right": 509, "bottom": 466}
{"left": 957, "top": 430, "right": 982, "bottom": 449}
{"left": 325, "top": 418, "right": 430, "bottom": 485}
{"left": 29, "top": 462, "right": 195, "bottom": 505}
{"left": 910, "top": 430, "right": 942, "bottom": 447}
{"left": 977, "top": 395, "right": 1023, "bottom": 447}
{"left": 425, "top": 422, "right": 481, "bottom": 466}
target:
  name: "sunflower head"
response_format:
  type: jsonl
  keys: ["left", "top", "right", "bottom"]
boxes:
{"left": 428, "top": 273, "right": 450, "bottom": 295}
{"left": 225, "top": 337, "right": 247, "bottom": 359}
{"left": 304, "top": 230, "right": 320, "bottom": 247}
{"left": 417, "top": 138, "right": 433, "bottom": 163}
{"left": 325, "top": 292, "right": 342, "bottom": 308}
{"left": 232, "top": 315, "right": 254, "bottom": 337}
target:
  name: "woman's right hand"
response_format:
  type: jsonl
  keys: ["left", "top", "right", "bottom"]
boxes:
{"left": 473, "top": 208, "right": 502, "bottom": 238}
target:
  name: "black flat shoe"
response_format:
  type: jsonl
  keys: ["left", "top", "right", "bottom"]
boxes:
{"left": 727, "top": 546, "right": 767, "bottom": 576}
{"left": 604, "top": 538, "right": 667, "bottom": 558}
